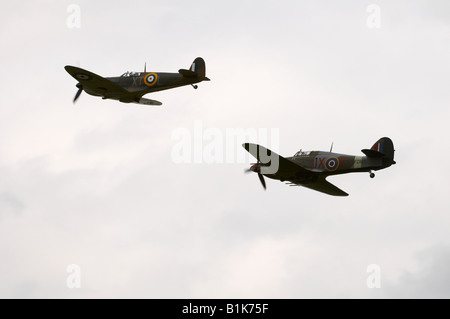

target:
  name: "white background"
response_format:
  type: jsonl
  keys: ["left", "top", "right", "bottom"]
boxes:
{"left": 0, "top": 0, "right": 449, "bottom": 298}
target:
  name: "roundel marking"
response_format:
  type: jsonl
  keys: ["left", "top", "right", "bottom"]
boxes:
{"left": 75, "top": 73, "right": 91, "bottom": 80}
{"left": 325, "top": 157, "right": 339, "bottom": 171}
{"left": 144, "top": 73, "right": 158, "bottom": 86}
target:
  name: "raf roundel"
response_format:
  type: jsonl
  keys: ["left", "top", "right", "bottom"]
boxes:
{"left": 325, "top": 157, "right": 339, "bottom": 171}
{"left": 144, "top": 73, "right": 158, "bottom": 87}
{"left": 75, "top": 73, "right": 91, "bottom": 80}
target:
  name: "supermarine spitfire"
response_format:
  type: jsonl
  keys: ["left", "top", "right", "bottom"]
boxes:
{"left": 243, "top": 137, "right": 396, "bottom": 196}
{"left": 65, "top": 57, "right": 210, "bottom": 105}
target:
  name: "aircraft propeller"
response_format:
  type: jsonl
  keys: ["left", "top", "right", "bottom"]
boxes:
{"left": 245, "top": 163, "right": 267, "bottom": 190}
{"left": 73, "top": 83, "right": 83, "bottom": 103}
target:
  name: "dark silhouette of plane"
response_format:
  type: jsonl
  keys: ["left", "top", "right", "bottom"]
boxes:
{"left": 65, "top": 57, "right": 209, "bottom": 105}
{"left": 243, "top": 137, "right": 396, "bottom": 196}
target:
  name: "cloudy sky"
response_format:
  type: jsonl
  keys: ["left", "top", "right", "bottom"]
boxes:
{"left": 1, "top": 0, "right": 449, "bottom": 298}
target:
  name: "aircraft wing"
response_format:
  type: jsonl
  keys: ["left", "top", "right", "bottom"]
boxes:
{"left": 293, "top": 177, "right": 349, "bottom": 197}
{"left": 132, "top": 97, "right": 163, "bottom": 106}
{"left": 243, "top": 143, "right": 314, "bottom": 179}
{"left": 65, "top": 65, "right": 129, "bottom": 99}
{"left": 243, "top": 143, "right": 348, "bottom": 196}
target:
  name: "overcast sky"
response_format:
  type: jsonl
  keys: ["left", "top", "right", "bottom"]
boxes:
{"left": 0, "top": 0, "right": 449, "bottom": 298}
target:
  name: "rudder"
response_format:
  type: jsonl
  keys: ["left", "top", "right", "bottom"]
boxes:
{"left": 189, "top": 57, "right": 210, "bottom": 80}
{"left": 362, "top": 137, "right": 395, "bottom": 166}
{"left": 178, "top": 57, "right": 210, "bottom": 81}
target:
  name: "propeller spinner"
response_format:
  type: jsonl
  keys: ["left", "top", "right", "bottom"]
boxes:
{"left": 245, "top": 163, "right": 267, "bottom": 190}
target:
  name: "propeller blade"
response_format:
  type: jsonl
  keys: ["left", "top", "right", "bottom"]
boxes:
{"left": 258, "top": 173, "right": 267, "bottom": 190}
{"left": 73, "top": 83, "right": 83, "bottom": 103}
{"left": 245, "top": 162, "right": 266, "bottom": 189}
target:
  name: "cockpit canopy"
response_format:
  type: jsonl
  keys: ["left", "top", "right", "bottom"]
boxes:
{"left": 120, "top": 71, "right": 141, "bottom": 77}
{"left": 294, "top": 149, "right": 311, "bottom": 157}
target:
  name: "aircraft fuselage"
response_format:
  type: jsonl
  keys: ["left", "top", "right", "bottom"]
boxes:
{"left": 263, "top": 151, "right": 394, "bottom": 181}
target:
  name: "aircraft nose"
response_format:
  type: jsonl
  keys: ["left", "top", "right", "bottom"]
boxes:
{"left": 250, "top": 164, "right": 260, "bottom": 173}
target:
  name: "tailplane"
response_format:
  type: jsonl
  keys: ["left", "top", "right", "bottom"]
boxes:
{"left": 362, "top": 137, "right": 396, "bottom": 166}
{"left": 179, "top": 57, "right": 210, "bottom": 81}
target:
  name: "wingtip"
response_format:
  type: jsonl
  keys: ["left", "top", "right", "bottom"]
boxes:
{"left": 64, "top": 65, "right": 79, "bottom": 74}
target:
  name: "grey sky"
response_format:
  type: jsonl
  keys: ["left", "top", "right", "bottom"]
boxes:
{"left": 0, "top": 0, "right": 449, "bottom": 298}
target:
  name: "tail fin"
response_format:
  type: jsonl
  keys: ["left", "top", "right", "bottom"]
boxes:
{"left": 362, "top": 137, "right": 396, "bottom": 166}
{"left": 178, "top": 57, "right": 210, "bottom": 81}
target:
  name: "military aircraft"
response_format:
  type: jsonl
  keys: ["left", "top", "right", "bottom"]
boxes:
{"left": 243, "top": 137, "right": 396, "bottom": 196}
{"left": 64, "top": 57, "right": 210, "bottom": 105}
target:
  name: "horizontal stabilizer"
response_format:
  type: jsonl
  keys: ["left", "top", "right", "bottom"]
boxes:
{"left": 178, "top": 69, "right": 198, "bottom": 77}
{"left": 361, "top": 149, "right": 384, "bottom": 158}
{"left": 179, "top": 57, "right": 210, "bottom": 81}
{"left": 363, "top": 137, "right": 395, "bottom": 163}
